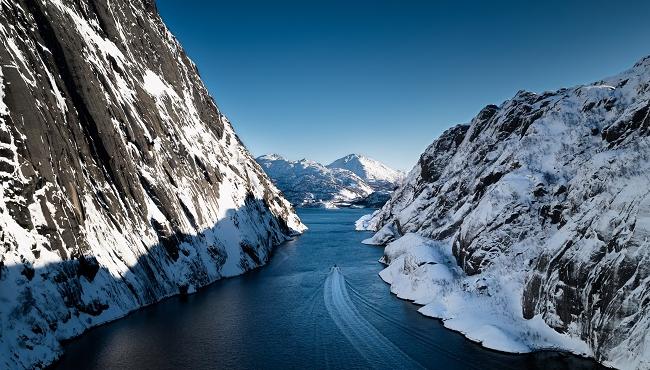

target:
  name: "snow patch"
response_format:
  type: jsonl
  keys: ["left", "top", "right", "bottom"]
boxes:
{"left": 0, "top": 65, "right": 7, "bottom": 115}
{"left": 142, "top": 69, "right": 176, "bottom": 99}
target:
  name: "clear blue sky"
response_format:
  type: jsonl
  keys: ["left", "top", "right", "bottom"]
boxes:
{"left": 157, "top": 0, "right": 650, "bottom": 171}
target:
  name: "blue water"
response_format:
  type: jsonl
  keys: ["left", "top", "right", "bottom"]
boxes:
{"left": 53, "top": 208, "right": 605, "bottom": 369}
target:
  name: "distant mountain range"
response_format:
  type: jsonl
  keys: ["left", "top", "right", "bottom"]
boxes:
{"left": 257, "top": 154, "right": 404, "bottom": 208}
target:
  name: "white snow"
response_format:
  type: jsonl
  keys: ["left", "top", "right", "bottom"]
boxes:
{"left": 0, "top": 64, "right": 6, "bottom": 115}
{"left": 354, "top": 211, "right": 377, "bottom": 230}
{"left": 142, "top": 69, "right": 176, "bottom": 99}
{"left": 359, "top": 56, "right": 650, "bottom": 369}
{"left": 0, "top": 1, "right": 306, "bottom": 369}
{"left": 327, "top": 153, "right": 404, "bottom": 186}
{"left": 378, "top": 234, "right": 592, "bottom": 355}
{"left": 257, "top": 153, "right": 403, "bottom": 208}
{"left": 256, "top": 154, "right": 375, "bottom": 207}
{"left": 5, "top": 37, "right": 36, "bottom": 87}
{"left": 49, "top": 0, "right": 126, "bottom": 65}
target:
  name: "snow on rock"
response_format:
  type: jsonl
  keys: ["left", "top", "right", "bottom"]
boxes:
{"left": 142, "top": 69, "right": 176, "bottom": 99}
{"left": 354, "top": 211, "right": 377, "bottom": 231}
{"left": 361, "top": 57, "right": 650, "bottom": 369}
{"left": 257, "top": 154, "right": 402, "bottom": 208}
{"left": 327, "top": 153, "right": 404, "bottom": 190}
{"left": 378, "top": 233, "right": 591, "bottom": 355}
{"left": 0, "top": 1, "right": 304, "bottom": 369}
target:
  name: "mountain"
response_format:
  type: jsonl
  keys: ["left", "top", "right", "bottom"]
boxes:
{"left": 0, "top": 1, "right": 304, "bottom": 368}
{"left": 327, "top": 154, "right": 404, "bottom": 191}
{"left": 358, "top": 57, "right": 650, "bottom": 369}
{"left": 257, "top": 154, "right": 402, "bottom": 208}
{"left": 256, "top": 154, "right": 373, "bottom": 208}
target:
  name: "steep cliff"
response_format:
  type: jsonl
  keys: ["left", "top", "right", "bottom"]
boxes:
{"left": 0, "top": 0, "right": 304, "bottom": 368}
{"left": 361, "top": 58, "right": 650, "bottom": 369}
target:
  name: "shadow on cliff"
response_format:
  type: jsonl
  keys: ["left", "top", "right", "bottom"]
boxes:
{"left": 0, "top": 198, "right": 298, "bottom": 368}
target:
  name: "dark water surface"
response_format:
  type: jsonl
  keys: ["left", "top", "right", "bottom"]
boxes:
{"left": 54, "top": 208, "right": 605, "bottom": 370}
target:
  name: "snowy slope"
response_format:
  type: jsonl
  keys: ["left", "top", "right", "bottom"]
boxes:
{"left": 360, "top": 57, "right": 650, "bottom": 369}
{"left": 0, "top": 1, "right": 304, "bottom": 368}
{"left": 256, "top": 154, "right": 373, "bottom": 207}
{"left": 257, "top": 154, "right": 402, "bottom": 208}
{"left": 327, "top": 154, "right": 404, "bottom": 190}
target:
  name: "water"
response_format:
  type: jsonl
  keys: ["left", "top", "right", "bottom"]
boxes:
{"left": 53, "top": 208, "right": 605, "bottom": 370}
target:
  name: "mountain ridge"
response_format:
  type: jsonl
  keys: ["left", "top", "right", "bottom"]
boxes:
{"left": 359, "top": 56, "right": 650, "bottom": 369}
{"left": 327, "top": 153, "right": 404, "bottom": 185}
{"left": 257, "top": 153, "right": 403, "bottom": 208}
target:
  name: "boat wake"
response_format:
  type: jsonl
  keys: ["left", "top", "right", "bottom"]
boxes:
{"left": 324, "top": 267, "right": 422, "bottom": 369}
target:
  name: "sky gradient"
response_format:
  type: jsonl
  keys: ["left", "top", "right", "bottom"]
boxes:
{"left": 157, "top": 0, "right": 650, "bottom": 171}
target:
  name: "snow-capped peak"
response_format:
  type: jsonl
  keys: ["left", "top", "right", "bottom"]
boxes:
{"left": 257, "top": 153, "right": 285, "bottom": 161}
{"left": 327, "top": 154, "right": 404, "bottom": 185}
{"left": 256, "top": 153, "right": 403, "bottom": 208}
{"left": 256, "top": 154, "right": 374, "bottom": 207}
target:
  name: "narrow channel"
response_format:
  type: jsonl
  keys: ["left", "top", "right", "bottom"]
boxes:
{"left": 53, "top": 208, "right": 605, "bottom": 370}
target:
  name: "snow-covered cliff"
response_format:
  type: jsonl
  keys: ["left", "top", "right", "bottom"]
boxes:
{"left": 360, "top": 57, "right": 650, "bottom": 369}
{"left": 257, "top": 153, "right": 402, "bottom": 208}
{"left": 0, "top": 0, "right": 304, "bottom": 368}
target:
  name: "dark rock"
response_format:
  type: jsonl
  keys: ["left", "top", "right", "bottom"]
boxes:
{"left": 76, "top": 256, "right": 100, "bottom": 282}
{"left": 0, "top": 1, "right": 303, "bottom": 368}
{"left": 473, "top": 171, "right": 504, "bottom": 200}
{"left": 602, "top": 103, "right": 650, "bottom": 147}
{"left": 533, "top": 185, "right": 547, "bottom": 197}
{"left": 420, "top": 124, "right": 469, "bottom": 183}
{"left": 240, "top": 242, "right": 262, "bottom": 266}
{"left": 365, "top": 56, "right": 650, "bottom": 368}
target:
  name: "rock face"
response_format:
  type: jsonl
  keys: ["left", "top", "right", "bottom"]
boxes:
{"left": 257, "top": 153, "right": 402, "bottom": 208}
{"left": 361, "top": 58, "right": 650, "bottom": 369}
{"left": 0, "top": 0, "right": 304, "bottom": 368}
